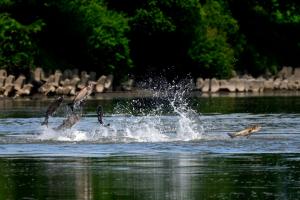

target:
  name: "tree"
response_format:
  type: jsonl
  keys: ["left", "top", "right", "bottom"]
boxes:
{"left": 228, "top": 0, "right": 300, "bottom": 75}
{"left": 128, "top": 0, "right": 201, "bottom": 78}
{"left": 0, "top": 13, "right": 44, "bottom": 74}
{"left": 189, "top": 0, "right": 239, "bottom": 78}
{"left": 44, "top": 0, "right": 132, "bottom": 77}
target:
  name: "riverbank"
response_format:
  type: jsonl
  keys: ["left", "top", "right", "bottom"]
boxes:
{"left": 1, "top": 90, "right": 300, "bottom": 104}
{"left": 1, "top": 66, "right": 300, "bottom": 98}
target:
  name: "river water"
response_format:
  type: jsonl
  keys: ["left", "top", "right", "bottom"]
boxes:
{"left": 0, "top": 90, "right": 300, "bottom": 199}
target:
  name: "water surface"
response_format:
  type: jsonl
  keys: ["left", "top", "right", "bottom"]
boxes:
{"left": 0, "top": 95, "right": 300, "bottom": 199}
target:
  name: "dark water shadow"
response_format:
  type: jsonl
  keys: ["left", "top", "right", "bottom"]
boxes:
{"left": 0, "top": 153, "right": 299, "bottom": 200}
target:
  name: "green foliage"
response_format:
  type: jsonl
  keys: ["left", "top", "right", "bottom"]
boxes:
{"left": 250, "top": 0, "right": 300, "bottom": 23}
{"left": 0, "top": 13, "right": 44, "bottom": 73}
{"left": 1, "top": 0, "right": 300, "bottom": 80}
{"left": 47, "top": 0, "right": 132, "bottom": 76}
{"left": 131, "top": 6, "right": 176, "bottom": 35}
{"left": 129, "top": 0, "right": 201, "bottom": 77}
{"left": 189, "top": 0, "right": 239, "bottom": 78}
{"left": 229, "top": 0, "right": 300, "bottom": 75}
{"left": 0, "top": 0, "right": 13, "bottom": 9}
{"left": 0, "top": 0, "right": 132, "bottom": 78}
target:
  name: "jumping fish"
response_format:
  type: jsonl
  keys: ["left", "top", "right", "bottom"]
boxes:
{"left": 97, "top": 105, "right": 104, "bottom": 125}
{"left": 68, "top": 82, "right": 95, "bottom": 111}
{"left": 228, "top": 125, "right": 261, "bottom": 138}
{"left": 41, "top": 96, "right": 64, "bottom": 126}
{"left": 97, "top": 105, "right": 110, "bottom": 127}
{"left": 54, "top": 113, "right": 80, "bottom": 130}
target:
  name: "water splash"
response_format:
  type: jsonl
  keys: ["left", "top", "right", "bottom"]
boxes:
{"left": 38, "top": 78, "right": 204, "bottom": 143}
{"left": 38, "top": 127, "right": 88, "bottom": 142}
{"left": 111, "top": 78, "right": 204, "bottom": 142}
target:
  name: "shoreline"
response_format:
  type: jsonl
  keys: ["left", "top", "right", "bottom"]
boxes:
{"left": 1, "top": 90, "right": 300, "bottom": 101}
{"left": 1, "top": 66, "right": 300, "bottom": 99}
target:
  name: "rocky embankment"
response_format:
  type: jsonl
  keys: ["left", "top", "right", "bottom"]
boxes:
{"left": 0, "top": 66, "right": 300, "bottom": 98}
{"left": 196, "top": 66, "right": 300, "bottom": 93}
{"left": 0, "top": 68, "right": 134, "bottom": 97}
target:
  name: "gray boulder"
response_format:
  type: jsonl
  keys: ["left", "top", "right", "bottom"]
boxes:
{"left": 95, "top": 75, "right": 106, "bottom": 93}
{"left": 278, "top": 66, "right": 293, "bottom": 79}
{"left": 201, "top": 79, "right": 210, "bottom": 92}
{"left": 210, "top": 78, "right": 219, "bottom": 93}
{"left": 0, "top": 69, "right": 7, "bottom": 78}
{"left": 219, "top": 79, "right": 236, "bottom": 92}
{"left": 273, "top": 78, "right": 282, "bottom": 89}
{"left": 279, "top": 79, "right": 289, "bottom": 90}
{"left": 293, "top": 68, "right": 300, "bottom": 79}
{"left": 53, "top": 70, "right": 62, "bottom": 87}
{"left": 287, "top": 80, "right": 300, "bottom": 90}
{"left": 16, "top": 84, "right": 33, "bottom": 96}
{"left": 196, "top": 78, "right": 204, "bottom": 90}
{"left": 263, "top": 79, "right": 274, "bottom": 90}
{"left": 14, "top": 75, "right": 26, "bottom": 91}
{"left": 248, "top": 80, "right": 264, "bottom": 92}
{"left": 63, "top": 69, "right": 73, "bottom": 79}
{"left": 104, "top": 75, "right": 113, "bottom": 90}
{"left": 235, "top": 79, "right": 246, "bottom": 92}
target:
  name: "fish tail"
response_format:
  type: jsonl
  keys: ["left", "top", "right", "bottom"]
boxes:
{"left": 41, "top": 117, "right": 48, "bottom": 126}
{"left": 97, "top": 105, "right": 103, "bottom": 115}
{"left": 97, "top": 105, "right": 103, "bottom": 125}
{"left": 228, "top": 133, "right": 236, "bottom": 138}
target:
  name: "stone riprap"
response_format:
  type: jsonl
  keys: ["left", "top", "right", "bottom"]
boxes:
{"left": 1, "top": 66, "right": 300, "bottom": 97}
{"left": 0, "top": 68, "right": 123, "bottom": 97}
{"left": 196, "top": 66, "right": 300, "bottom": 93}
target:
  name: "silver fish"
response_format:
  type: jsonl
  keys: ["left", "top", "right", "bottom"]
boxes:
{"left": 41, "top": 96, "right": 63, "bottom": 126}
{"left": 97, "top": 105, "right": 103, "bottom": 125}
{"left": 97, "top": 105, "right": 110, "bottom": 127}
{"left": 228, "top": 125, "right": 261, "bottom": 138}
{"left": 54, "top": 113, "right": 80, "bottom": 131}
{"left": 68, "top": 82, "right": 95, "bottom": 111}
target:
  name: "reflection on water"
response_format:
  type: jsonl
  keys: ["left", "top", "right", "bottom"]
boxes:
{"left": 0, "top": 154, "right": 300, "bottom": 200}
{"left": 1, "top": 95, "right": 300, "bottom": 199}
{"left": 1, "top": 95, "right": 300, "bottom": 118}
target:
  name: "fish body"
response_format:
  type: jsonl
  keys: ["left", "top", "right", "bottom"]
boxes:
{"left": 54, "top": 113, "right": 80, "bottom": 130}
{"left": 68, "top": 83, "right": 94, "bottom": 111}
{"left": 97, "top": 105, "right": 103, "bottom": 125}
{"left": 228, "top": 125, "right": 261, "bottom": 138}
{"left": 97, "top": 105, "right": 110, "bottom": 127}
{"left": 41, "top": 96, "right": 64, "bottom": 126}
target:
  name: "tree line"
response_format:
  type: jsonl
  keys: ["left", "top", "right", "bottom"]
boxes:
{"left": 1, "top": 0, "right": 300, "bottom": 81}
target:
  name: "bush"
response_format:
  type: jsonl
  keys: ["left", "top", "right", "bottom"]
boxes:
{"left": 0, "top": 13, "right": 44, "bottom": 74}
{"left": 50, "top": 0, "right": 133, "bottom": 76}
{"left": 189, "top": 0, "right": 239, "bottom": 78}
{"left": 128, "top": 0, "right": 201, "bottom": 78}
